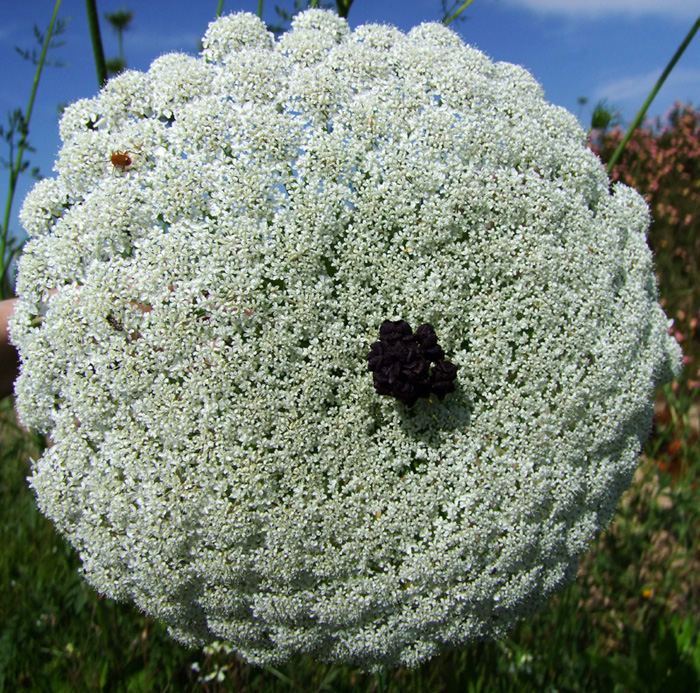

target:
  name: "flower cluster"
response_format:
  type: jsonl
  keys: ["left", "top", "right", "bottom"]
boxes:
{"left": 367, "top": 320, "right": 458, "bottom": 406}
{"left": 11, "top": 10, "right": 680, "bottom": 670}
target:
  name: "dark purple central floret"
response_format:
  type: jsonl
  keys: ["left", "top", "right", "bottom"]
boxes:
{"left": 367, "top": 320, "right": 458, "bottom": 406}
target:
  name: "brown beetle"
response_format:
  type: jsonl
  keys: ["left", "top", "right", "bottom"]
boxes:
{"left": 110, "top": 150, "right": 133, "bottom": 172}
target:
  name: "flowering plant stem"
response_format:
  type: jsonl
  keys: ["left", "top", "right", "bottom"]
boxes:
{"left": 0, "top": 0, "right": 62, "bottom": 300}
{"left": 442, "top": 0, "right": 477, "bottom": 26}
{"left": 335, "top": 0, "right": 353, "bottom": 18}
{"left": 606, "top": 12, "right": 700, "bottom": 174}
{"left": 85, "top": 0, "right": 108, "bottom": 87}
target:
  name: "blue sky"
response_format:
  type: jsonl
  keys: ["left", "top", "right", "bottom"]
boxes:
{"left": 1, "top": 0, "right": 699, "bottom": 245}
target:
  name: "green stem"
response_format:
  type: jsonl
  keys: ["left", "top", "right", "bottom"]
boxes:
{"left": 336, "top": 0, "right": 353, "bottom": 18}
{"left": 374, "top": 669, "right": 388, "bottom": 693}
{"left": 443, "top": 0, "right": 477, "bottom": 26}
{"left": 0, "top": 0, "right": 62, "bottom": 299}
{"left": 257, "top": 0, "right": 263, "bottom": 19}
{"left": 216, "top": 0, "right": 225, "bottom": 16}
{"left": 85, "top": 0, "right": 108, "bottom": 87}
{"left": 606, "top": 13, "right": 700, "bottom": 174}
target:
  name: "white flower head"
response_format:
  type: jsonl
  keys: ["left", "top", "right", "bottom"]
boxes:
{"left": 201, "top": 10, "right": 274, "bottom": 62}
{"left": 11, "top": 10, "right": 681, "bottom": 670}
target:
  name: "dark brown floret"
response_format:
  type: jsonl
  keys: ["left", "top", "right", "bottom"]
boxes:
{"left": 367, "top": 319, "right": 458, "bottom": 406}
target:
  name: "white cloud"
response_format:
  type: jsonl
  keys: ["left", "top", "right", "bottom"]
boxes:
{"left": 501, "top": 0, "right": 699, "bottom": 19}
{"left": 596, "top": 69, "right": 662, "bottom": 104}
{"left": 594, "top": 66, "right": 700, "bottom": 119}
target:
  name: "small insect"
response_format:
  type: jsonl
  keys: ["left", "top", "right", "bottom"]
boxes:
{"left": 110, "top": 150, "right": 133, "bottom": 172}
{"left": 106, "top": 313, "right": 124, "bottom": 331}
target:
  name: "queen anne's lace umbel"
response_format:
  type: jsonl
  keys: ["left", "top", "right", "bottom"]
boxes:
{"left": 11, "top": 10, "right": 680, "bottom": 669}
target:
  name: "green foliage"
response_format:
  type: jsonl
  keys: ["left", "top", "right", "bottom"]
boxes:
{"left": 335, "top": 0, "right": 353, "bottom": 19}
{"left": 14, "top": 19, "right": 68, "bottom": 67}
{"left": 1, "top": 1, "right": 65, "bottom": 299}
{"left": 104, "top": 6, "right": 134, "bottom": 77}
{"left": 590, "top": 99, "right": 618, "bottom": 131}
{"left": 0, "top": 110, "right": 40, "bottom": 181}
{"left": 104, "top": 7, "right": 134, "bottom": 32}
{"left": 441, "top": 0, "right": 475, "bottom": 26}
{"left": 105, "top": 56, "right": 127, "bottom": 77}
{"left": 589, "top": 617, "right": 700, "bottom": 692}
